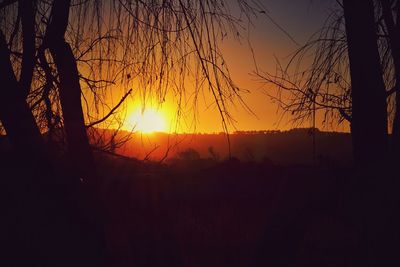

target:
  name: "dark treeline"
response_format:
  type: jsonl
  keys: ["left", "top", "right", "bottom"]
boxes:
{"left": 84, "top": 128, "right": 352, "bottom": 166}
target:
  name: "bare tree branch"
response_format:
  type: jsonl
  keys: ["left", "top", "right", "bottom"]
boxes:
{"left": 86, "top": 88, "right": 132, "bottom": 128}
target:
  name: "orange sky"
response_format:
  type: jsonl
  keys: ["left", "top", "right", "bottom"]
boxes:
{"left": 85, "top": 0, "right": 349, "bottom": 134}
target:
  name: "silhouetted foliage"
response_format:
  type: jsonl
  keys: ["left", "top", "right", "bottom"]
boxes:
{"left": 208, "top": 146, "right": 220, "bottom": 161}
{"left": 177, "top": 148, "right": 201, "bottom": 161}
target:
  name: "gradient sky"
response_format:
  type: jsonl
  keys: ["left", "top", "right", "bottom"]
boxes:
{"left": 183, "top": 0, "right": 346, "bottom": 133}
{"left": 122, "top": 0, "right": 345, "bottom": 133}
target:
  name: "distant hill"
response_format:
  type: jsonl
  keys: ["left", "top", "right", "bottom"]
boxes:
{"left": 0, "top": 128, "right": 353, "bottom": 166}
{"left": 91, "top": 128, "right": 353, "bottom": 166}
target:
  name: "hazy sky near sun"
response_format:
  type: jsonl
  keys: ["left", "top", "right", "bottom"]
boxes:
{"left": 118, "top": 0, "right": 345, "bottom": 133}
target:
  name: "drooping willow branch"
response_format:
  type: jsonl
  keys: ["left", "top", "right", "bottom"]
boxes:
{"left": 86, "top": 88, "right": 133, "bottom": 128}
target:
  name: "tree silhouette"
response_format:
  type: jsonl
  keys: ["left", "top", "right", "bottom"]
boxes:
{"left": 255, "top": 1, "right": 400, "bottom": 266}
{"left": 44, "top": 0, "right": 95, "bottom": 182}
{"left": 343, "top": 0, "right": 388, "bottom": 166}
{"left": 0, "top": 1, "right": 262, "bottom": 265}
{"left": 256, "top": 0, "right": 400, "bottom": 165}
{"left": 0, "top": 1, "right": 51, "bottom": 183}
{"left": 381, "top": 0, "right": 400, "bottom": 150}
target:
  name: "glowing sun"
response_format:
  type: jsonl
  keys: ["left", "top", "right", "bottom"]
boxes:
{"left": 126, "top": 108, "right": 167, "bottom": 133}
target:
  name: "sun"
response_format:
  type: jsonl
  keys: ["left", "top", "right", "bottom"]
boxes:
{"left": 126, "top": 108, "right": 167, "bottom": 133}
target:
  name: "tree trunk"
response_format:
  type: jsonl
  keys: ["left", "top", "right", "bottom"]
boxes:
{"left": 19, "top": 0, "right": 35, "bottom": 97}
{"left": 44, "top": 3, "right": 104, "bottom": 248}
{"left": 0, "top": 1, "right": 39, "bottom": 159}
{"left": 45, "top": 0, "right": 95, "bottom": 182}
{"left": 343, "top": 0, "right": 388, "bottom": 167}
{"left": 381, "top": 0, "right": 400, "bottom": 152}
{"left": 0, "top": 32, "right": 46, "bottom": 171}
{"left": 343, "top": 2, "right": 394, "bottom": 266}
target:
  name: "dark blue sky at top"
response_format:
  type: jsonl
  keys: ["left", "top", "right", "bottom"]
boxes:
{"left": 256, "top": 0, "right": 337, "bottom": 44}
{"left": 223, "top": 0, "right": 338, "bottom": 78}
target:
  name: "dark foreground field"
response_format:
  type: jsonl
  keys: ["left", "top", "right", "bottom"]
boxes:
{"left": 96, "top": 156, "right": 361, "bottom": 267}
{"left": 0, "top": 150, "right": 394, "bottom": 267}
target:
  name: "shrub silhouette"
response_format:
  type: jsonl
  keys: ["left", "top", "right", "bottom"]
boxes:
{"left": 208, "top": 146, "right": 220, "bottom": 161}
{"left": 177, "top": 148, "right": 201, "bottom": 161}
